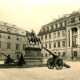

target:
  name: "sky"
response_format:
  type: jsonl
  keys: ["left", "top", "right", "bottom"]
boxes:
{"left": 0, "top": 0, "right": 80, "bottom": 34}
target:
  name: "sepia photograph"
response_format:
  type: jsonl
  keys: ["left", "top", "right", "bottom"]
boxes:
{"left": 0, "top": 0, "right": 80, "bottom": 80}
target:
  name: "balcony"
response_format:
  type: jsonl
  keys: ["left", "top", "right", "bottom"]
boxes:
{"left": 72, "top": 44, "right": 78, "bottom": 47}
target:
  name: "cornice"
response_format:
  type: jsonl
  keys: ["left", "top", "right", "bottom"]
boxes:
{"left": 0, "top": 30, "right": 26, "bottom": 37}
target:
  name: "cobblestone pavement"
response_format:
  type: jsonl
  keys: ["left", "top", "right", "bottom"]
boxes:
{"left": 0, "top": 61, "right": 80, "bottom": 80}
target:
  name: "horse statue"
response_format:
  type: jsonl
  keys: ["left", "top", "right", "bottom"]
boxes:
{"left": 27, "top": 30, "right": 41, "bottom": 45}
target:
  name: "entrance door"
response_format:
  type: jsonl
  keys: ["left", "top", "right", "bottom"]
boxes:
{"left": 73, "top": 51, "right": 77, "bottom": 60}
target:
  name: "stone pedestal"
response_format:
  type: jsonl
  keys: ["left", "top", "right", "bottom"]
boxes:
{"left": 24, "top": 47, "right": 43, "bottom": 66}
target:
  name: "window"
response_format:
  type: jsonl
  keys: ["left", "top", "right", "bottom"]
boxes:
{"left": 0, "top": 42, "right": 1, "bottom": 48}
{"left": 8, "top": 36, "right": 10, "bottom": 39}
{"left": 16, "top": 37, "right": 19, "bottom": 40}
{"left": 62, "top": 22, "right": 65, "bottom": 27}
{"left": 73, "top": 35, "right": 78, "bottom": 46}
{"left": 58, "top": 23, "right": 60, "bottom": 28}
{"left": 64, "top": 20, "right": 67, "bottom": 26}
{"left": 60, "top": 23, "right": 62, "bottom": 27}
{"left": 49, "top": 43, "right": 51, "bottom": 48}
{"left": 58, "top": 52, "right": 60, "bottom": 56}
{"left": 62, "top": 30, "right": 66, "bottom": 36}
{"left": 71, "top": 17, "right": 75, "bottom": 23}
{"left": 42, "top": 54, "right": 43, "bottom": 57}
{"left": 74, "top": 51, "right": 77, "bottom": 57}
{"left": 43, "top": 28, "right": 45, "bottom": 32}
{"left": 45, "top": 54, "right": 47, "bottom": 57}
{"left": 54, "top": 42, "right": 56, "bottom": 48}
{"left": 54, "top": 25, "right": 56, "bottom": 29}
{"left": 41, "top": 35, "right": 43, "bottom": 40}
{"left": 45, "top": 34, "right": 47, "bottom": 39}
{"left": 49, "top": 26, "right": 51, "bottom": 31}
{"left": 63, "top": 52, "right": 65, "bottom": 57}
{"left": 54, "top": 32, "right": 56, "bottom": 38}
{"left": 45, "top": 44, "right": 47, "bottom": 48}
{"left": 49, "top": 33, "right": 51, "bottom": 39}
{"left": 58, "top": 42, "right": 60, "bottom": 47}
{"left": 62, "top": 41, "right": 65, "bottom": 47}
{"left": 7, "top": 43, "right": 11, "bottom": 49}
{"left": 55, "top": 24, "right": 58, "bottom": 28}
{"left": 57, "top": 32, "right": 60, "bottom": 37}
{"left": 16, "top": 44, "right": 19, "bottom": 50}
{"left": 0, "top": 35, "right": 1, "bottom": 38}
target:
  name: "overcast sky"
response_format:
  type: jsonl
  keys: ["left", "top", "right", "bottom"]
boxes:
{"left": 0, "top": 0, "right": 80, "bottom": 34}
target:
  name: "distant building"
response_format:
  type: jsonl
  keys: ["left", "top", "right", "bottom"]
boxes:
{"left": 38, "top": 11, "right": 80, "bottom": 60}
{"left": 0, "top": 21, "right": 29, "bottom": 60}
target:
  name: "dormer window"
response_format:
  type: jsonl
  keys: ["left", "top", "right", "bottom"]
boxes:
{"left": 45, "top": 27, "right": 47, "bottom": 31}
{"left": 41, "top": 29, "right": 43, "bottom": 32}
{"left": 49, "top": 26, "right": 51, "bottom": 31}
{"left": 54, "top": 24, "right": 56, "bottom": 29}
{"left": 55, "top": 24, "right": 58, "bottom": 28}
{"left": 51, "top": 25, "right": 53, "bottom": 30}
{"left": 60, "top": 23, "right": 62, "bottom": 27}
{"left": 43, "top": 28, "right": 45, "bottom": 32}
{"left": 62, "top": 22, "right": 65, "bottom": 27}
{"left": 71, "top": 17, "right": 75, "bottom": 23}
{"left": 58, "top": 23, "right": 60, "bottom": 28}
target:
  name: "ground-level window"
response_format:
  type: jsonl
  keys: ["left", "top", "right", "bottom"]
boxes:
{"left": 74, "top": 51, "right": 77, "bottom": 57}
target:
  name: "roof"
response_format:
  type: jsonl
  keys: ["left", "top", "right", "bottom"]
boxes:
{"left": 38, "top": 10, "right": 80, "bottom": 36}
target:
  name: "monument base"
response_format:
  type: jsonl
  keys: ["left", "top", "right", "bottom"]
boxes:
{"left": 24, "top": 47, "right": 43, "bottom": 66}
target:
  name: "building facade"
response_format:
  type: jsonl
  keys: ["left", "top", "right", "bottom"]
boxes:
{"left": 0, "top": 21, "right": 29, "bottom": 60}
{"left": 38, "top": 11, "right": 80, "bottom": 60}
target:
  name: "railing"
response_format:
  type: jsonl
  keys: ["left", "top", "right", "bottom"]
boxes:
{"left": 72, "top": 45, "right": 78, "bottom": 47}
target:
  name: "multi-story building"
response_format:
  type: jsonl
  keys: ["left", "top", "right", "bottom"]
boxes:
{"left": 38, "top": 11, "right": 80, "bottom": 60}
{"left": 0, "top": 21, "right": 29, "bottom": 60}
